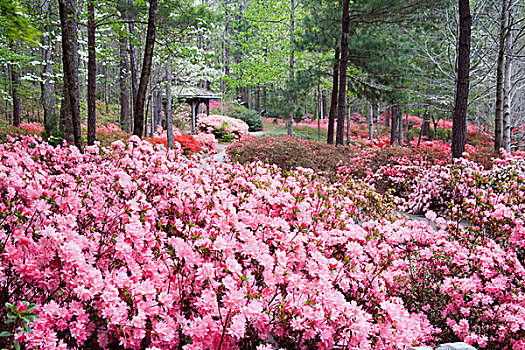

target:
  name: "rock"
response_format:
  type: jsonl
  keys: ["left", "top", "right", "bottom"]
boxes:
{"left": 435, "top": 342, "right": 477, "bottom": 350}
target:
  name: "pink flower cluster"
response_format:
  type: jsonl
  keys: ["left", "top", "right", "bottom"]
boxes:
{"left": 1, "top": 135, "right": 524, "bottom": 350}
{"left": 0, "top": 135, "right": 436, "bottom": 349}
{"left": 193, "top": 132, "right": 218, "bottom": 153}
{"left": 17, "top": 123, "right": 45, "bottom": 134}
{"left": 197, "top": 114, "right": 249, "bottom": 140}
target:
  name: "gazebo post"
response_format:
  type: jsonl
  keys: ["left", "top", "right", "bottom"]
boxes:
{"left": 206, "top": 100, "right": 210, "bottom": 116}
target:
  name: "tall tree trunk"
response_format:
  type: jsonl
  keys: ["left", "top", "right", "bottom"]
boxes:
{"left": 153, "top": 91, "right": 162, "bottom": 134}
{"left": 61, "top": 76, "right": 73, "bottom": 143}
{"left": 321, "top": 89, "right": 327, "bottom": 119}
{"left": 398, "top": 109, "right": 403, "bottom": 145}
{"left": 166, "top": 63, "right": 173, "bottom": 149}
{"left": 368, "top": 101, "right": 373, "bottom": 141}
{"left": 375, "top": 103, "right": 380, "bottom": 136}
{"left": 384, "top": 105, "right": 390, "bottom": 127}
{"left": 346, "top": 98, "right": 351, "bottom": 145}
{"left": 128, "top": 0, "right": 138, "bottom": 119}
{"left": 390, "top": 104, "right": 399, "bottom": 146}
{"left": 41, "top": 0, "right": 57, "bottom": 136}
{"left": 494, "top": 0, "right": 509, "bottom": 152}
{"left": 327, "top": 46, "right": 339, "bottom": 144}
{"left": 133, "top": 0, "right": 158, "bottom": 137}
{"left": 452, "top": 0, "right": 472, "bottom": 159}
{"left": 103, "top": 62, "right": 109, "bottom": 113}
{"left": 255, "top": 84, "right": 260, "bottom": 111}
{"left": 87, "top": 0, "right": 96, "bottom": 145}
{"left": 336, "top": 0, "right": 350, "bottom": 146}
{"left": 287, "top": 0, "right": 295, "bottom": 137}
{"left": 223, "top": 5, "right": 230, "bottom": 93}
{"left": 118, "top": 29, "right": 130, "bottom": 131}
{"left": 59, "top": 0, "right": 83, "bottom": 151}
{"left": 316, "top": 85, "right": 321, "bottom": 139}
{"left": 503, "top": 27, "right": 513, "bottom": 153}
{"left": 10, "top": 64, "right": 21, "bottom": 127}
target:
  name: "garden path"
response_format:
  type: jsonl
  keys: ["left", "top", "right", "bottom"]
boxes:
{"left": 212, "top": 131, "right": 269, "bottom": 164}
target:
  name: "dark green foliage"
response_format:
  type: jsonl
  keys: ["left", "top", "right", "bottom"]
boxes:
{"left": 236, "top": 109, "right": 262, "bottom": 132}
{"left": 214, "top": 122, "right": 234, "bottom": 143}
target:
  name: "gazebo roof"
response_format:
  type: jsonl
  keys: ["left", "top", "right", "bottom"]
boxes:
{"left": 171, "top": 86, "right": 222, "bottom": 100}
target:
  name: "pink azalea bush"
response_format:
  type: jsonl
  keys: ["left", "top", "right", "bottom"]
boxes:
{"left": 0, "top": 135, "right": 436, "bottom": 350}
{"left": 193, "top": 132, "right": 218, "bottom": 153}
{"left": 197, "top": 114, "right": 249, "bottom": 140}
{"left": 1, "top": 135, "right": 524, "bottom": 349}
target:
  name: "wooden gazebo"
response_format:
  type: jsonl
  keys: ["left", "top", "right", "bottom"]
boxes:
{"left": 170, "top": 86, "right": 222, "bottom": 134}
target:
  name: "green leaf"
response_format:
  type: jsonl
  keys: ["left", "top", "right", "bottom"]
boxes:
{"left": 22, "top": 320, "right": 32, "bottom": 333}
{"left": 0, "top": 331, "right": 12, "bottom": 337}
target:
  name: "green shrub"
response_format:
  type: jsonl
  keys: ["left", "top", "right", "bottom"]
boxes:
{"left": 236, "top": 109, "right": 263, "bottom": 132}
{"left": 214, "top": 122, "right": 234, "bottom": 142}
{"left": 406, "top": 127, "right": 452, "bottom": 143}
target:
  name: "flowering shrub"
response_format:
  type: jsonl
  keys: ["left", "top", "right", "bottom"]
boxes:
{"left": 96, "top": 122, "right": 132, "bottom": 147}
{"left": 146, "top": 134, "right": 203, "bottom": 155}
{"left": 0, "top": 135, "right": 445, "bottom": 349}
{"left": 365, "top": 216, "right": 525, "bottom": 349}
{"left": 197, "top": 114, "right": 249, "bottom": 141}
{"left": 227, "top": 135, "right": 357, "bottom": 182}
{"left": 193, "top": 132, "right": 218, "bottom": 153}
{"left": 338, "top": 140, "right": 451, "bottom": 197}
{"left": 0, "top": 123, "right": 45, "bottom": 142}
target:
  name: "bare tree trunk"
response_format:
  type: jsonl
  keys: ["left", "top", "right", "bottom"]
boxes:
{"left": 61, "top": 77, "right": 73, "bottom": 143}
{"left": 503, "top": 27, "right": 513, "bottom": 153}
{"left": 316, "top": 85, "right": 320, "bottom": 139}
{"left": 255, "top": 84, "right": 260, "bottom": 111}
{"left": 346, "top": 99, "right": 351, "bottom": 145}
{"left": 335, "top": 0, "right": 350, "bottom": 146}
{"left": 287, "top": 0, "right": 295, "bottom": 137}
{"left": 321, "top": 89, "right": 327, "bottom": 119}
{"left": 375, "top": 103, "right": 380, "bottom": 136}
{"left": 128, "top": 0, "right": 138, "bottom": 120}
{"left": 368, "top": 101, "right": 374, "bottom": 141}
{"left": 87, "top": 0, "right": 96, "bottom": 145}
{"left": 152, "top": 91, "right": 161, "bottom": 134}
{"left": 327, "top": 46, "right": 339, "bottom": 144}
{"left": 452, "top": 0, "right": 472, "bottom": 159}
{"left": 133, "top": 0, "right": 158, "bottom": 137}
{"left": 41, "top": 0, "right": 57, "bottom": 136}
{"left": 223, "top": 5, "right": 230, "bottom": 93}
{"left": 59, "top": 0, "right": 83, "bottom": 151}
{"left": 166, "top": 63, "right": 173, "bottom": 148}
{"left": 494, "top": 0, "right": 509, "bottom": 152}
{"left": 390, "top": 104, "right": 399, "bottom": 146}
{"left": 119, "top": 33, "right": 130, "bottom": 131}
{"left": 10, "top": 63, "right": 21, "bottom": 127}
{"left": 398, "top": 109, "right": 403, "bottom": 146}
{"left": 384, "top": 104, "right": 390, "bottom": 127}
{"left": 103, "top": 62, "right": 109, "bottom": 113}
